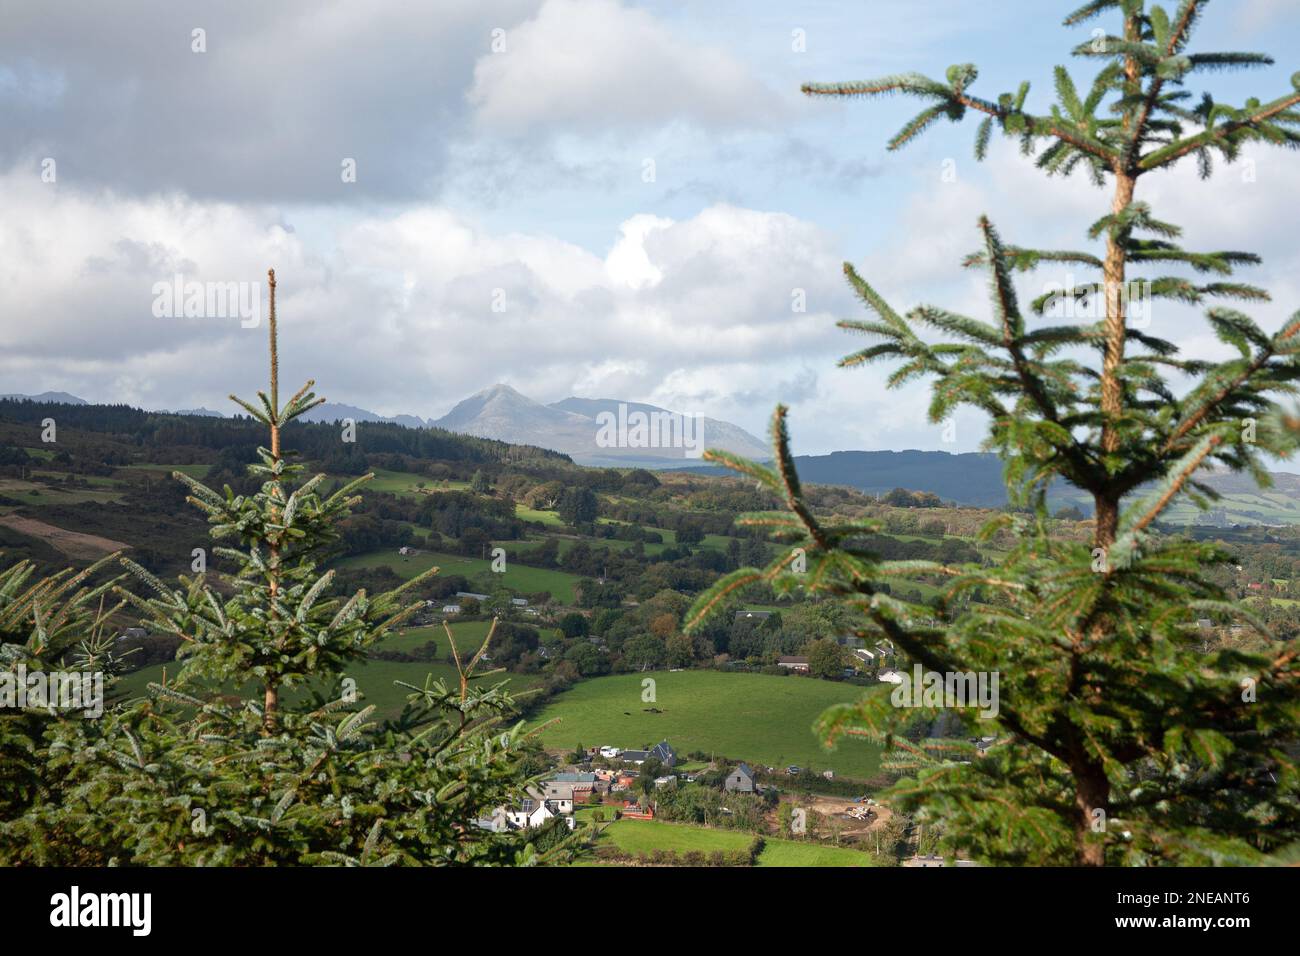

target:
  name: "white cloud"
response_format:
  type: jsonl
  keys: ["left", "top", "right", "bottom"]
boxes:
{"left": 468, "top": 0, "right": 785, "bottom": 134}
{"left": 11, "top": 128, "right": 1298, "bottom": 459}
{"left": 0, "top": 172, "right": 849, "bottom": 440}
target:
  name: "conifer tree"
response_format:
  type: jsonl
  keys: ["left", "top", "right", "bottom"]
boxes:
{"left": 0, "top": 555, "right": 124, "bottom": 842}
{"left": 688, "top": 0, "right": 1300, "bottom": 865}
{"left": 6, "top": 271, "right": 563, "bottom": 865}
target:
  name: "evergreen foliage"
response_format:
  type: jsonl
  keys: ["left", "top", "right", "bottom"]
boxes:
{"left": 1, "top": 272, "right": 568, "bottom": 865}
{"left": 689, "top": 0, "right": 1300, "bottom": 865}
{"left": 0, "top": 554, "right": 126, "bottom": 838}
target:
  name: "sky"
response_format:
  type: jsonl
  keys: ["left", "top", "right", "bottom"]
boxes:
{"left": 2, "top": 0, "right": 1299, "bottom": 458}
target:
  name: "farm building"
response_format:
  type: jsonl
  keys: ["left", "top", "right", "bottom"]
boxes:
{"left": 620, "top": 740, "right": 677, "bottom": 768}
{"left": 724, "top": 763, "right": 757, "bottom": 793}
{"left": 543, "top": 772, "right": 603, "bottom": 802}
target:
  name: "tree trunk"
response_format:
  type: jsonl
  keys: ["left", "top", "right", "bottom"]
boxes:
{"left": 264, "top": 682, "right": 279, "bottom": 733}
{"left": 1099, "top": 172, "right": 1135, "bottom": 458}
{"left": 1094, "top": 168, "right": 1136, "bottom": 553}
{"left": 1071, "top": 757, "right": 1110, "bottom": 866}
{"left": 1094, "top": 495, "right": 1120, "bottom": 552}
{"left": 264, "top": 268, "right": 281, "bottom": 736}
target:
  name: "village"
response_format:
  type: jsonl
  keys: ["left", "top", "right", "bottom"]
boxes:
{"left": 474, "top": 738, "right": 973, "bottom": 867}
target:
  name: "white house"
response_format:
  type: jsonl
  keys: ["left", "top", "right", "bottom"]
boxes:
{"left": 853, "top": 641, "right": 894, "bottom": 663}
{"left": 495, "top": 789, "right": 577, "bottom": 831}
{"left": 441, "top": 604, "right": 462, "bottom": 615}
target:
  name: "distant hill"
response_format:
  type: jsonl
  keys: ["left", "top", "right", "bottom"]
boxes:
{"left": 674, "top": 450, "right": 1013, "bottom": 506}
{"left": 298, "top": 402, "right": 431, "bottom": 429}
{"left": 673, "top": 449, "right": 1300, "bottom": 526}
{"left": 432, "top": 384, "right": 768, "bottom": 467}
{"left": 550, "top": 397, "right": 769, "bottom": 465}
{"left": 0, "top": 385, "right": 766, "bottom": 468}
{"left": 0, "top": 391, "right": 88, "bottom": 405}
{"left": 785, "top": 450, "right": 1011, "bottom": 506}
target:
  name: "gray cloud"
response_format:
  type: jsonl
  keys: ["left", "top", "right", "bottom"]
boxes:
{"left": 0, "top": 0, "right": 539, "bottom": 201}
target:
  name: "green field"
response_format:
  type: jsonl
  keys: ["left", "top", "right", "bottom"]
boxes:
{"left": 1161, "top": 491, "right": 1300, "bottom": 526}
{"left": 119, "top": 463, "right": 212, "bottom": 478}
{"left": 594, "top": 818, "right": 876, "bottom": 867}
{"left": 374, "top": 619, "right": 496, "bottom": 655}
{"left": 114, "top": 623, "right": 543, "bottom": 720}
{"left": 335, "top": 548, "right": 583, "bottom": 603}
{"left": 550, "top": 534, "right": 673, "bottom": 558}
{"left": 363, "top": 469, "right": 469, "bottom": 497}
{"left": 533, "top": 670, "right": 882, "bottom": 778}
{"left": 516, "top": 505, "right": 565, "bottom": 527}
{"left": 0, "top": 478, "right": 124, "bottom": 507}
{"left": 1055, "top": 486, "right": 1300, "bottom": 527}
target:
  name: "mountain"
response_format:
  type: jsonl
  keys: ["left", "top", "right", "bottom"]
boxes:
{"left": 298, "top": 402, "right": 431, "bottom": 429}
{"left": 674, "top": 449, "right": 1013, "bottom": 506}
{"left": 779, "top": 450, "right": 1012, "bottom": 506}
{"left": 550, "top": 397, "right": 769, "bottom": 464}
{"left": 672, "top": 449, "right": 1300, "bottom": 525}
{"left": 435, "top": 384, "right": 587, "bottom": 438}
{"left": 168, "top": 407, "right": 225, "bottom": 418}
{"left": 431, "top": 384, "right": 768, "bottom": 467}
{"left": 0, "top": 391, "right": 88, "bottom": 405}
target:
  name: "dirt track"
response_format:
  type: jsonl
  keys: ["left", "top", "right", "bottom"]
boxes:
{"left": 0, "top": 514, "right": 130, "bottom": 560}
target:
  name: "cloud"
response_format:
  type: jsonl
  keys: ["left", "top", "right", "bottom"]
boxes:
{"left": 0, "top": 170, "right": 850, "bottom": 439}
{"left": 6, "top": 0, "right": 1300, "bottom": 461}
{"left": 11, "top": 130, "right": 1297, "bottom": 458}
{"left": 0, "top": 0, "right": 540, "bottom": 201}
{"left": 468, "top": 0, "right": 786, "bottom": 135}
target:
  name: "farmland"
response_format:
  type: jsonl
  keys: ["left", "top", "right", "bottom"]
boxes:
{"left": 588, "top": 818, "right": 877, "bottom": 867}
{"left": 112, "top": 620, "right": 542, "bottom": 719}
{"left": 335, "top": 547, "right": 583, "bottom": 603}
{"left": 533, "top": 670, "right": 882, "bottom": 779}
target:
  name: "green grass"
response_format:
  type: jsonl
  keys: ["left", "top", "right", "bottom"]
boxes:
{"left": 114, "top": 654, "right": 542, "bottom": 720}
{"left": 533, "top": 670, "right": 881, "bottom": 778}
{"left": 594, "top": 818, "right": 876, "bottom": 867}
{"left": 602, "top": 818, "right": 749, "bottom": 855}
{"left": 1156, "top": 491, "right": 1300, "bottom": 526}
{"left": 0, "top": 479, "right": 124, "bottom": 506}
{"left": 516, "top": 505, "right": 565, "bottom": 527}
{"left": 29, "top": 471, "right": 119, "bottom": 487}
{"left": 548, "top": 535, "right": 673, "bottom": 558}
{"left": 334, "top": 548, "right": 582, "bottom": 603}
{"left": 755, "top": 838, "right": 877, "bottom": 867}
{"left": 364, "top": 469, "right": 469, "bottom": 497}
{"left": 374, "top": 619, "right": 494, "bottom": 655}
{"left": 119, "top": 463, "right": 211, "bottom": 478}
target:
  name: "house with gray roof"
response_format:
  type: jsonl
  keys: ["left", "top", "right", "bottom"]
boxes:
{"left": 724, "top": 763, "right": 757, "bottom": 793}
